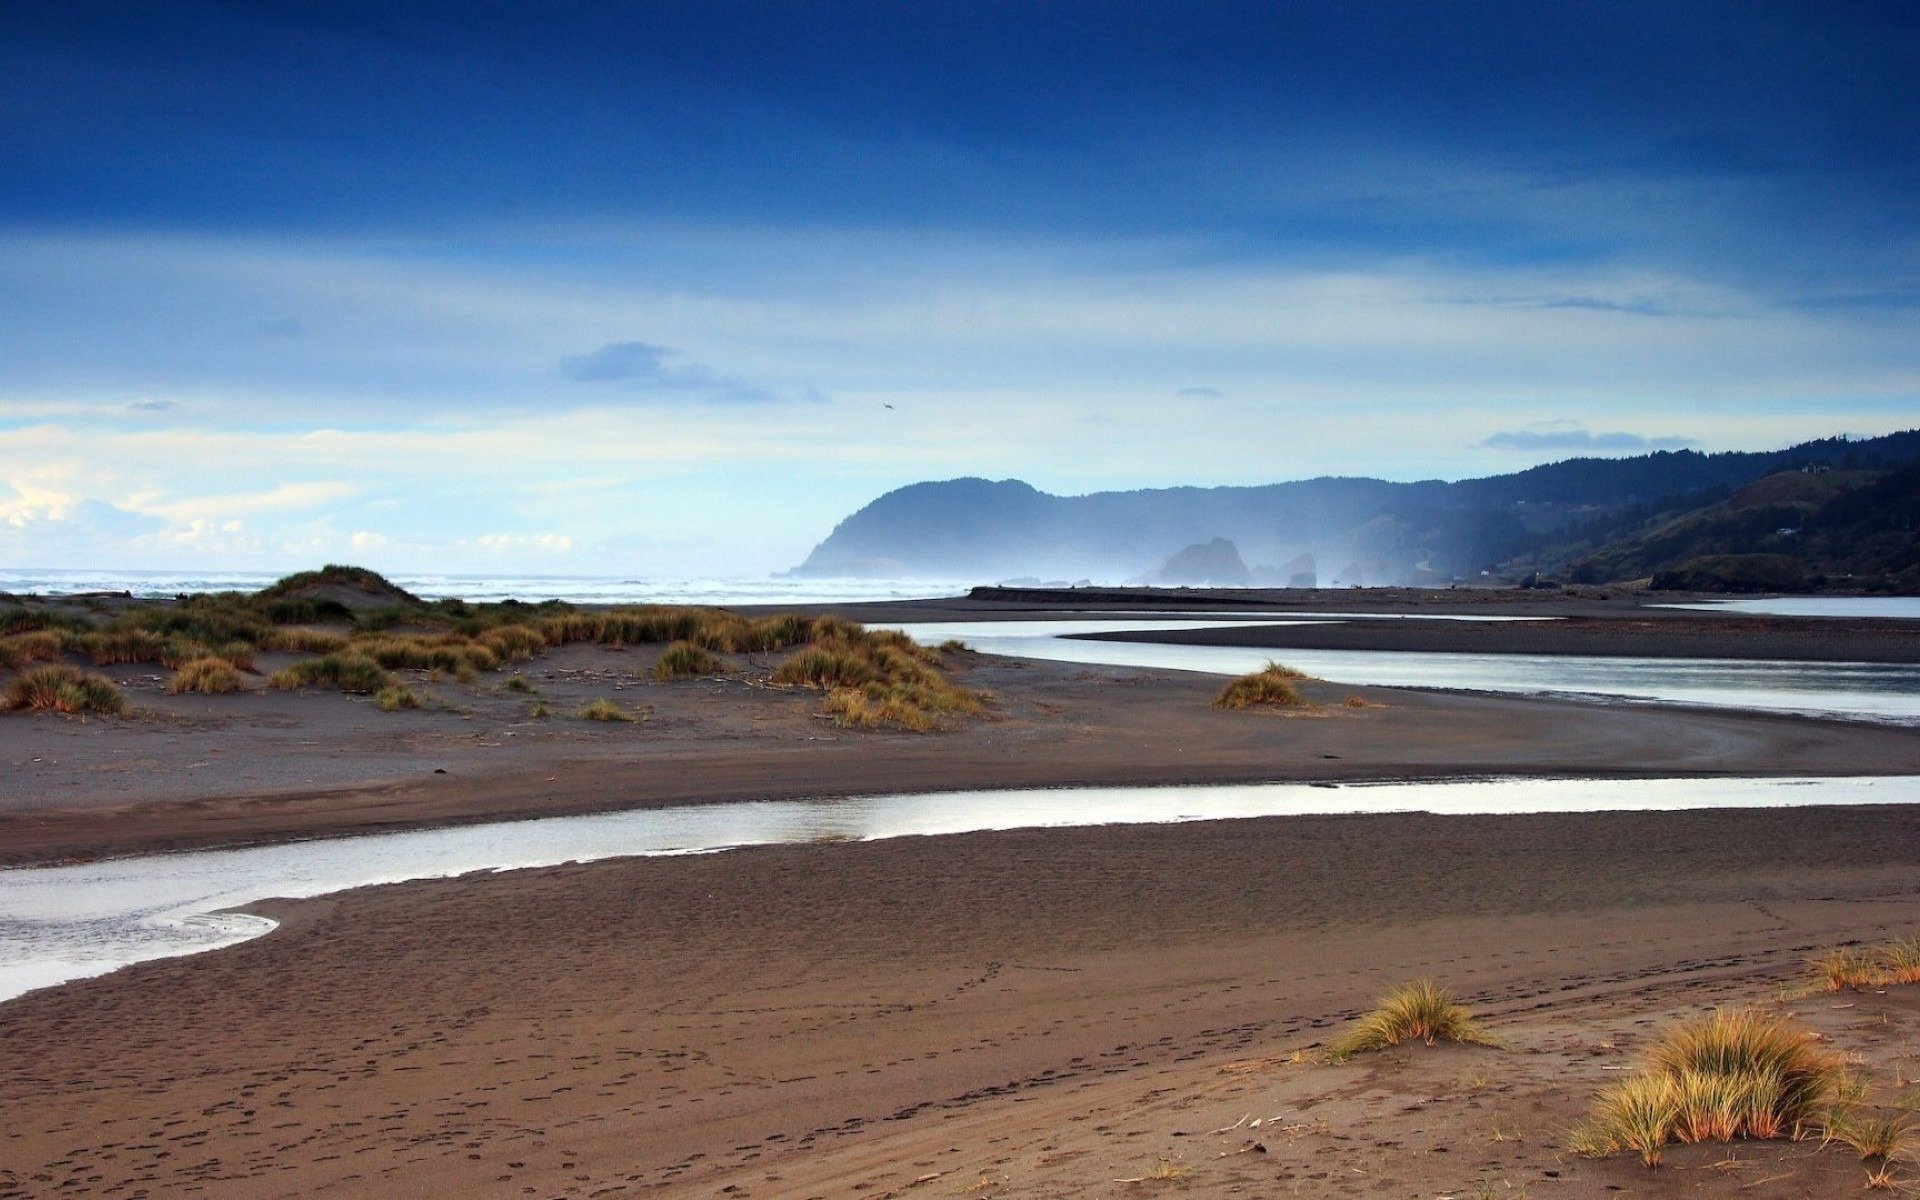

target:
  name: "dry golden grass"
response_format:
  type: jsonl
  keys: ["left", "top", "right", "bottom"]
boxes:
{"left": 1569, "top": 1073, "right": 1680, "bottom": 1167}
{"left": 262, "top": 627, "right": 350, "bottom": 654}
{"left": 774, "top": 645, "right": 880, "bottom": 689}
{"left": 1213, "top": 662, "right": 1312, "bottom": 710}
{"left": 1879, "top": 939, "right": 1920, "bottom": 985}
{"left": 376, "top": 684, "right": 421, "bottom": 712}
{"left": 3, "top": 665, "right": 128, "bottom": 715}
{"left": 577, "top": 698, "right": 638, "bottom": 722}
{"left": 0, "top": 630, "right": 64, "bottom": 669}
{"left": 1326, "top": 980, "right": 1498, "bottom": 1060}
{"left": 166, "top": 657, "right": 245, "bottom": 695}
{"left": 1572, "top": 1008, "right": 1839, "bottom": 1167}
{"left": 1811, "top": 947, "right": 1882, "bottom": 993}
{"left": 1827, "top": 1110, "right": 1911, "bottom": 1161}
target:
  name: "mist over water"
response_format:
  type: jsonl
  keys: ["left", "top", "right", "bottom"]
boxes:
{"left": 0, "top": 569, "right": 972, "bottom": 607}
{"left": 887, "top": 619, "right": 1920, "bottom": 725}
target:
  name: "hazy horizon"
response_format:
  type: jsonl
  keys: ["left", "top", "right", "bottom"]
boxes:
{"left": 4, "top": 3, "right": 1915, "bottom": 577}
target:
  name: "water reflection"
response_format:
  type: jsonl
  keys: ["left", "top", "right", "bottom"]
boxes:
{"left": 889, "top": 621, "right": 1920, "bottom": 724}
{"left": 3, "top": 775, "right": 1916, "bottom": 1004}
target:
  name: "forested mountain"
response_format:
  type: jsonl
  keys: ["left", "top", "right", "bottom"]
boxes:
{"left": 794, "top": 431, "right": 1920, "bottom": 590}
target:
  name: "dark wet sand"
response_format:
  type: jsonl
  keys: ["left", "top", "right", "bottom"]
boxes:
{"left": 6, "top": 803, "right": 1920, "bottom": 1198}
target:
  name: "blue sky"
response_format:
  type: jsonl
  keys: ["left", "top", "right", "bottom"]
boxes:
{"left": 2, "top": 1, "right": 1916, "bottom": 575}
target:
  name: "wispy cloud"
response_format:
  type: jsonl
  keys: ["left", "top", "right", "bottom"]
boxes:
{"left": 560, "top": 340, "right": 828, "bottom": 406}
{"left": 1175, "top": 386, "right": 1222, "bottom": 398}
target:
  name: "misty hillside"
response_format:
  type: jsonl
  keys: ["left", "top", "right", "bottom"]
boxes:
{"left": 794, "top": 431, "right": 1920, "bottom": 588}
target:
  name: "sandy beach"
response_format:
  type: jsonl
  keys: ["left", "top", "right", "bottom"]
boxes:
{"left": 6, "top": 803, "right": 1920, "bottom": 1198}
{"left": 5, "top": 592, "right": 1920, "bottom": 1199}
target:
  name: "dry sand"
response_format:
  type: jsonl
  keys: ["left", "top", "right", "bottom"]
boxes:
{"left": 5, "top": 805, "right": 1920, "bottom": 1199}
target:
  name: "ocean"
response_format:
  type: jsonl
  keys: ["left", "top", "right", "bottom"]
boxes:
{"left": 0, "top": 569, "right": 972, "bottom": 608}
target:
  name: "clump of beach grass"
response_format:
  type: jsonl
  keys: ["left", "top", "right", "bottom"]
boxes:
{"left": 653, "top": 640, "right": 730, "bottom": 680}
{"left": 1326, "top": 980, "right": 1498, "bottom": 1060}
{"left": 1571, "top": 1008, "right": 1839, "bottom": 1167}
{"left": 376, "top": 684, "right": 421, "bottom": 712}
{"left": 0, "top": 630, "right": 64, "bottom": 669}
{"left": 773, "top": 645, "right": 879, "bottom": 689}
{"left": 261, "top": 627, "right": 350, "bottom": 654}
{"left": 166, "top": 656, "right": 245, "bottom": 695}
{"left": 268, "top": 653, "right": 392, "bottom": 695}
{"left": 1811, "top": 947, "right": 1882, "bottom": 993}
{"left": 502, "top": 673, "right": 537, "bottom": 694}
{"left": 1568, "top": 1074, "right": 1682, "bottom": 1167}
{"left": 3, "top": 664, "right": 128, "bottom": 715}
{"left": 772, "top": 621, "right": 986, "bottom": 731}
{"left": 1213, "top": 661, "right": 1313, "bottom": 710}
{"left": 1827, "top": 1110, "right": 1911, "bottom": 1162}
{"left": 1880, "top": 938, "right": 1920, "bottom": 985}
{"left": 577, "top": 698, "right": 638, "bottom": 722}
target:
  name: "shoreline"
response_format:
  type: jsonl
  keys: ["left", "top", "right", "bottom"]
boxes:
{"left": 7, "top": 660, "right": 1920, "bottom": 865}
{"left": 8, "top": 801, "right": 1920, "bottom": 1198}
{"left": 9, "top": 585, "right": 1920, "bottom": 1198}
{"left": 6, "top": 586, "right": 1920, "bottom": 865}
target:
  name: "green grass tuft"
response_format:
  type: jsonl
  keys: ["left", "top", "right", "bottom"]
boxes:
{"left": 268, "top": 653, "right": 392, "bottom": 695}
{"left": 653, "top": 640, "right": 730, "bottom": 680}
{"left": 772, "top": 645, "right": 878, "bottom": 689}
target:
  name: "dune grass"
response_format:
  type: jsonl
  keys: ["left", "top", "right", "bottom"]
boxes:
{"left": 5, "top": 578, "right": 990, "bottom": 732}
{"left": 262, "top": 627, "right": 350, "bottom": 654}
{"left": 577, "top": 698, "right": 638, "bottom": 722}
{"left": 1214, "top": 661, "right": 1312, "bottom": 710}
{"left": 1827, "top": 1109, "right": 1912, "bottom": 1161}
{"left": 0, "top": 630, "right": 64, "bottom": 669}
{"left": 1571, "top": 1008, "right": 1838, "bottom": 1166}
{"left": 1811, "top": 947, "right": 1882, "bottom": 993}
{"left": 166, "top": 656, "right": 245, "bottom": 695}
{"left": 376, "top": 684, "right": 421, "bottom": 712}
{"left": 1326, "top": 981, "right": 1498, "bottom": 1060}
{"left": 653, "top": 640, "right": 730, "bottom": 680}
{"left": 773, "top": 645, "right": 880, "bottom": 689}
{"left": 1802, "top": 937, "right": 1920, "bottom": 991}
{"left": 256, "top": 564, "right": 422, "bottom": 605}
{"left": 268, "top": 653, "right": 392, "bottom": 695}
{"left": 1880, "top": 938, "right": 1920, "bottom": 985}
{"left": 3, "top": 665, "right": 128, "bottom": 715}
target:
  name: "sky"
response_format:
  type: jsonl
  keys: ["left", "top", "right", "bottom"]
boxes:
{"left": 2, "top": 1, "right": 1916, "bottom": 577}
